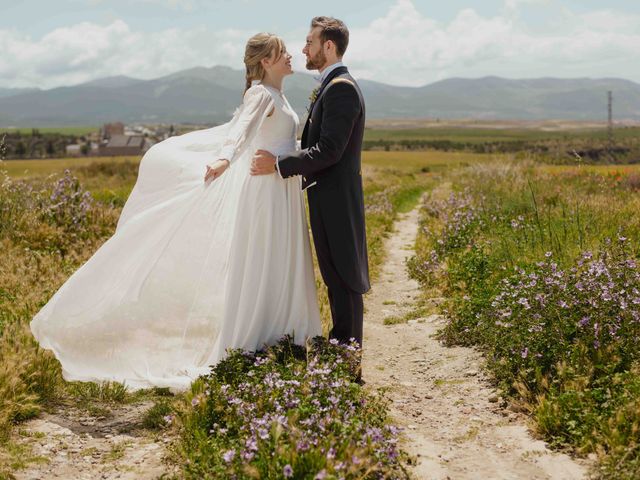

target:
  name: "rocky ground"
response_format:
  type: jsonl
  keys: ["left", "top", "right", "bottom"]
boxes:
{"left": 12, "top": 399, "right": 177, "bottom": 480}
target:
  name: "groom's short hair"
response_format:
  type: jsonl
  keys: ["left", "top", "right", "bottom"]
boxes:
{"left": 311, "top": 16, "right": 349, "bottom": 57}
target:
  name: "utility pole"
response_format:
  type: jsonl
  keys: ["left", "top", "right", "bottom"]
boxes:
{"left": 607, "top": 90, "right": 613, "bottom": 151}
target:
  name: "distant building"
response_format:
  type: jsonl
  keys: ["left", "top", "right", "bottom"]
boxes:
{"left": 65, "top": 144, "right": 82, "bottom": 157}
{"left": 98, "top": 134, "right": 153, "bottom": 156}
{"left": 100, "top": 122, "right": 125, "bottom": 140}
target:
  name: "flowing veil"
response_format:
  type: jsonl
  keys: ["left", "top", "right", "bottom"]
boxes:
{"left": 31, "top": 97, "right": 275, "bottom": 390}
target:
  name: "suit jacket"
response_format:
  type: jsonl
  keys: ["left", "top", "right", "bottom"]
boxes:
{"left": 278, "top": 66, "right": 370, "bottom": 294}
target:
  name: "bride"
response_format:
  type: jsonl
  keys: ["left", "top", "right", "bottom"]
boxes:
{"left": 30, "top": 33, "right": 323, "bottom": 391}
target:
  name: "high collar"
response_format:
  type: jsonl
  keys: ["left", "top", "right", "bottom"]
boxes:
{"left": 314, "top": 61, "right": 345, "bottom": 84}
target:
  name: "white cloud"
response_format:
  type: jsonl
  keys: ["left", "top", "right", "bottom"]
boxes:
{"left": 0, "top": 0, "right": 639, "bottom": 89}
{"left": 345, "top": 0, "right": 640, "bottom": 85}
{"left": 0, "top": 20, "right": 251, "bottom": 88}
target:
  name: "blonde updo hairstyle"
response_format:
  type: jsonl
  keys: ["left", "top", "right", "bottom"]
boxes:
{"left": 244, "top": 33, "right": 285, "bottom": 94}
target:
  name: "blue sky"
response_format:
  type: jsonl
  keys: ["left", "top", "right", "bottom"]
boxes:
{"left": 1, "top": 0, "right": 639, "bottom": 88}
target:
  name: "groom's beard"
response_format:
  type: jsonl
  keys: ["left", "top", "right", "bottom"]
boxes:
{"left": 306, "top": 49, "right": 327, "bottom": 71}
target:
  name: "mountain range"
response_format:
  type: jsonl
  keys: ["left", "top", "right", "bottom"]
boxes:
{"left": 1, "top": 66, "right": 639, "bottom": 127}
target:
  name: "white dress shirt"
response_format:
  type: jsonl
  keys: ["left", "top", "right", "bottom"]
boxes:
{"left": 315, "top": 61, "right": 345, "bottom": 84}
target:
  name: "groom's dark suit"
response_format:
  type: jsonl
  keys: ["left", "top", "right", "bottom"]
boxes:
{"left": 277, "top": 66, "right": 370, "bottom": 347}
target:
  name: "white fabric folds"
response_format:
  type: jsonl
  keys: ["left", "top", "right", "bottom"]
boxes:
{"left": 31, "top": 85, "right": 322, "bottom": 390}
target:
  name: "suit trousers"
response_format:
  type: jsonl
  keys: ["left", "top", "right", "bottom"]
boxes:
{"left": 327, "top": 282, "right": 363, "bottom": 348}
{"left": 309, "top": 200, "right": 364, "bottom": 348}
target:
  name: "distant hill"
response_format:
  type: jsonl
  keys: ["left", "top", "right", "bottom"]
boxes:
{"left": 0, "top": 87, "right": 41, "bottom": 99}
{"left": 0, "top": 66, "right": 638, "bottom": 126}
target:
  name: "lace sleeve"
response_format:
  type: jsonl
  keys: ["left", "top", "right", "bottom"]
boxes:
{"left": 218, "top": 85, "right": 275, "bottom": 165}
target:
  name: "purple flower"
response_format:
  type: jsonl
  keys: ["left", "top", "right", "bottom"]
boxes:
{"left": 245, "top": 437, "right": 258, "bottom": 452}
{"left": 521, "top": 347, "right": 529, "bottom": 359}
{"left": 283, "top": 464, "right": 293, "bottom": 478}
{"left": 223, "top": 449, "right": 235, "bottom": 463}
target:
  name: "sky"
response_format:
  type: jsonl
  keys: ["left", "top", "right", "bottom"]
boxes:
{"left": 0, "top": 0, "right": 639, "bottom": 89}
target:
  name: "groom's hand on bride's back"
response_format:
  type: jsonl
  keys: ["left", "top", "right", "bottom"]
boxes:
{"left": 250, "top": 150, "right": 277, "bottom": 175}
{"left": 204, "top": 159, "right": 230, "bottom": 184}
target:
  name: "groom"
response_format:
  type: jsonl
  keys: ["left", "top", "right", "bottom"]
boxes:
{"left": 251, "top": 16, "right": 370, "bottom": 353}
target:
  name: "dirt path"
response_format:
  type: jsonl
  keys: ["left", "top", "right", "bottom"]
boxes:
{"left": 12, "top": 400, "right": 177, "bottom": 480}
{"left": 362, "top": 204, "right": 592, "bottom": 480}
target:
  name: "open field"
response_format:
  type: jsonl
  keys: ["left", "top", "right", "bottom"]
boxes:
{"left": 364, "top": 125, "right": 640, "bottom": 144}
{"left": 0, "top": 155, "right": 139, "bottom": 178}
{"left": 3, "top": 147, "right": 640, "bottom": 478}
{"left": 0, "top": 151, "right": 495, "bottom": 178}
{"left": 365, "top": 118, "right": 640, "bottom": 130}
{"left": 0, "top": 126, "right": 98, "bottom": 136}
{"left": 4, "top": 151, "right": 640, "bottom": 182}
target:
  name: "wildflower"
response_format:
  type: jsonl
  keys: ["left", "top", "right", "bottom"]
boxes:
{"left": 245, "top": 437, "right": 258, "bottom": 452}
{"left": 223, "top": 449, "right": 236, "bottom": 463}
{"left": 283, "top": 464, "right": 293, "bottom": 478}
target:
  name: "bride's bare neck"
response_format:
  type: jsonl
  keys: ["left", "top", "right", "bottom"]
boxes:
{"left": 261, "top": 71, "right": 284, "bottom": 92}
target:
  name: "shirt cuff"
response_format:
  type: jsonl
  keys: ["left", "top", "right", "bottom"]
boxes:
{"left": 275, "top": 155, "right": 283, "bottom": 178}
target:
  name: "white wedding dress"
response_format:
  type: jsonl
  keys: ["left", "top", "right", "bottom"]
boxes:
{"left": 30, "top": 84, "right": 323, "bottom": 391}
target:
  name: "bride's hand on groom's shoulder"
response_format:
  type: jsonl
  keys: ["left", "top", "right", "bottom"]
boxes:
{"left": 204, "top": 159, "right": 230, "bottom": 184}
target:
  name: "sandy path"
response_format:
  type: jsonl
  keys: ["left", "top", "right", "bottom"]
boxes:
{"left": 12, "top": 401, "right": 177, "bottom": 480}
{"left": 362, "top": 204, "right": 592, "bottom": 480}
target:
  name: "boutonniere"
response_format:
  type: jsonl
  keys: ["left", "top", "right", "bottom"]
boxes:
{"left": 309, "top": 86, "right": 320, "bottom": 104}
{"left": 307, "top": 87, "right": 320, "bottom": 114}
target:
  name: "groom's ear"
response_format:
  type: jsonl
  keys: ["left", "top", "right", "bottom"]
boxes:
{"left": 324, "top": 39, "right": 338, "bottom": 57}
